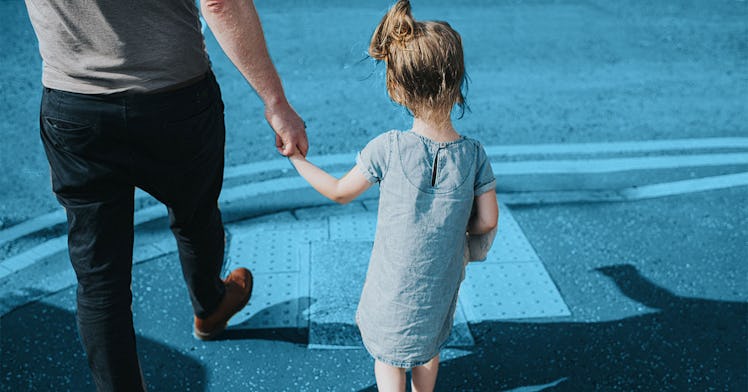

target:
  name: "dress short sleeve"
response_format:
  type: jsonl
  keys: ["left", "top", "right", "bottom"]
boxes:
{"left": 356, "top": 131, "right": 392, "bottom": 183}
{"left": 474, "top": 144, "right": 496, "bottom": 195}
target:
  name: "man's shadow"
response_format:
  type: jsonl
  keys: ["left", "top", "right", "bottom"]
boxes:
{"left": 217, "top": 296, "right": 315, "bottom": 345}
{"left": 359, "top": 264, "right": 747, "bottom": 391}
{"left": 0, "top": 301, "right": 207, "bottom": 391}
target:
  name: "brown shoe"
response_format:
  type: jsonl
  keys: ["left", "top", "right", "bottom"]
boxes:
{"left": 193, "top": 267, "right": 253, "bottom": 340}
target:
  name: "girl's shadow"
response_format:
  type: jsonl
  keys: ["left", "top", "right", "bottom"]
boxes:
{"left": 360, "top": 264, "right": 747, "bottom": 391}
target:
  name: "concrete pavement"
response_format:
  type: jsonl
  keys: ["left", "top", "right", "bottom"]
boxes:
{"left": 3, "top": 137, "right": 747, "bottom": 315}
{"left": 1, "top": 141, "right": 747, "bottom": 390}
{"left": 3, "top": 0, "right": 747, "bottom": 223}
{"left": 1, "top": 0, "right": 747, "bottom": 389}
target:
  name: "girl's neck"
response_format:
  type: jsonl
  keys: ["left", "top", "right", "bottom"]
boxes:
{"left": 411, "top": 114, "right": 460, "bottom": 143}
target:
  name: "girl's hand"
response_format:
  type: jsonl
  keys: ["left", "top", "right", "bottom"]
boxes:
{"left": 288, "top": 149, "right": 305, "bottom": 162}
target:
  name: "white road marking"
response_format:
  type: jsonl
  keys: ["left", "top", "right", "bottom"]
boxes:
{"left": 493, "top": 153, "right": 748, "bottom": 175}
{"left": 2, "top": 138, "right": 748, "bottom": 280}
{"left": 621, "top": 172, "right": 748, "bottom": 200}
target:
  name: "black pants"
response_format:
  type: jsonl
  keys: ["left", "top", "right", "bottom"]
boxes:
{"left": 40, "top": 73, "right": 227, "bottom": 391}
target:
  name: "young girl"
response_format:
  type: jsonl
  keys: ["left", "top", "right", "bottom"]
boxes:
{"left": 289, "top": 1, "right": 498, "bottom": 390}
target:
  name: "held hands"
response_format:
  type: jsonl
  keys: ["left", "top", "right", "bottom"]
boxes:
{"left": 287, "top": 148, "right": 306, "bottom": 162}
{"left": 265, "top": 100, "right": 309, "bottom": 157}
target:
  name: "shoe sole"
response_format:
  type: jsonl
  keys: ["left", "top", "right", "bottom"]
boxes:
{"left": 193, "top": 323, "right": 227, "bottom": 341}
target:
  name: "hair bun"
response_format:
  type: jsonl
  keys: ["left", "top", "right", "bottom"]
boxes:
{"left": 369, "top": 0, "right": 416, "bottom": 60}
{"left": 388, "top": 1, "right": 414, "bottom": 43}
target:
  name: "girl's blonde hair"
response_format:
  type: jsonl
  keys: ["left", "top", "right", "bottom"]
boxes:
{"left": 369, "top": 0, "right": 466, "bottom": 118}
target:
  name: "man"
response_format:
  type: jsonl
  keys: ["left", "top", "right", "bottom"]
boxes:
{"left": 24, "top": 0, "right": 308, "bottom": 390}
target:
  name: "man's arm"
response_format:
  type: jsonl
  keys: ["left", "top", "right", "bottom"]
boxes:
{"left": 201, "top": 0, "right": 308, "bottom": 156}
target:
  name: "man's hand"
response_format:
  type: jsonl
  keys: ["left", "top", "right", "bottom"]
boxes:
{"left": 265, "top": 101, "right": 308, "bottom": 157}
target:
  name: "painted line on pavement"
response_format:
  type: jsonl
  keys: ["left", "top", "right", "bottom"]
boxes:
{"left": 502, "top": 172, "right": 748, "bottom": 205}
{"left": 492, "top": 153, "right": 748, "bottom": 175}
{"left": 2, "top": 170, "right": 747, "bottom": 315}
{"left": 0, "top": 194, "right": 165, "bottom": 249}
{"left": 3, "top": 169, "right": 747, "bottom": 282}
{"left": 0, "top": 236, "right": 67, "bottom": 280}
{"left": 484, "top": 137, "right": 748, "bottom": 156}
{"left": 621, "top": 172, "right": 748, "bottom": 200}
{"left": 0, "top": 210, "right": 66, "bottom": 246}
{"left": 223, "top": 137, "right": 748, "bottom": 181}
{"left": 0, "top": 237, "right": 177, "bottom": 316}
{"left": 4, "top": 149, "right": 748, "bottom": 249}
{"left": 1, "top": 138, "right": 746, "bottom": 248}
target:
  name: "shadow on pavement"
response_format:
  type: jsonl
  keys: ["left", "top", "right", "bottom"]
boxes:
{"left": 218, "top": 296, "right": 315, "bottom": 345}
{"left": 308, "top": 322, "right": 364, "bottom": 348}
{"left": 3, "top": 265, "right": 745, "bottom": 391}
{"left": 219, "top": 326, "right": 309, "bottom": 345}
{"left": 1, "top": 302, "right": 207, "bottom": 392}
{"left": 356, "top": 264, "right": 747, "bottom": 391}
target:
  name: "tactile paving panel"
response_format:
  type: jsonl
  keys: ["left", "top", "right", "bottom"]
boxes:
{"left": 218, "top": 198, "right": 570, "bottom": 341}
{"left": 228, "top": 224, "right": 327, "bottom": 274}
{"left": 228, "top": 215, "right": 327, "bottom": 235}
{"left": 460, "top": 262, "right": 571, "bottom": 321}
{"left": 309, "top": 241, "right": 370, "bottom": 348}
{"left": 224, "top": 220, "right": 316, "bottom": 330}
{"left": 328, "top": 213, "right": 377, "bottom": 241}
{"left": 486, "top": 204, "right": 540, "bottom": 263}
{"left": 227, "top": 272, "right": 305, "bottom": 329}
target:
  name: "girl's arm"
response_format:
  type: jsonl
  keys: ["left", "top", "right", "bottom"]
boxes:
{"left": 289, "top": 155, "right": 373, "bottom": 204}
{"left": 468, "top": 189, "right": 499, "bottom": 235}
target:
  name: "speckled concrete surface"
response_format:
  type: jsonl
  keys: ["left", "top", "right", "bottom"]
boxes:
{"left": 2, "top": 0, "right": 747, "bottom": 222}
{"left": 1, "top": 0, "right": 746, "bottom": 390}
{"left": 3, "top": 190, "right": 746, "bottom": 390}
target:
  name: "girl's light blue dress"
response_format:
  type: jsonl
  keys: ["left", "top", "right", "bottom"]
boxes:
{"left": 355, "top": 130, "right": 496, "bottom": 368}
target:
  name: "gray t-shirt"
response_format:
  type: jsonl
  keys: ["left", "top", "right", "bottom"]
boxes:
{"left": 25, "top": 0, "right": 210, "bottom": 94}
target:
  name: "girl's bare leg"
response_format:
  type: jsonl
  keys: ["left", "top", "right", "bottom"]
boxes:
{"left": 411, "top": 355, "right": 440, "bottom": 392}
{"left": 374, "top": 360, "right": 406, "bottom": 392}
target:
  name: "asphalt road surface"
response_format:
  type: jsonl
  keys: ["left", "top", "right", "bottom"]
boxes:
{"left": 1, "top": 1, "right": 746, "bottom": 391}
